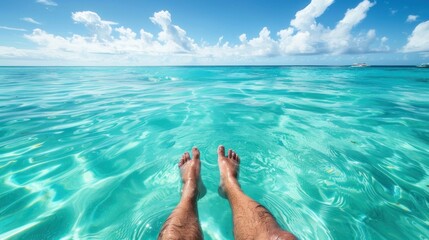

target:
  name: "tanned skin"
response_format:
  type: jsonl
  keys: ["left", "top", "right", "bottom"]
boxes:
{"left": 158, "top": 146, "right": 296, "bottom": 240}
{"left": 217, "top": 145, "right": 296, "bottom": 240}
{"left": 158, "top": 148, "right": 203, "bottom": 240}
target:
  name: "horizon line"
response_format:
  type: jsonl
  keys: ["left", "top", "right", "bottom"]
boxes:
{"left": 0, "top": 64, "right": 424, "bottom": 67}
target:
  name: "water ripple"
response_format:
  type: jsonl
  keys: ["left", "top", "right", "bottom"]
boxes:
{"left": 1, "top": 66, "right": 428, "bottom": 239}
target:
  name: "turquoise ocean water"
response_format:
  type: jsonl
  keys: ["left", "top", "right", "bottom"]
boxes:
{"left": 0, "top": 66, "right": 428, "bottom": 239}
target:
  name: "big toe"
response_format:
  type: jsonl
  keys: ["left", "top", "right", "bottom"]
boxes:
{"left": 192, "top": 147, "right": 200, "bottom": 160}
{"left": 218, "top": 145, "right": 225, "bottom": 157}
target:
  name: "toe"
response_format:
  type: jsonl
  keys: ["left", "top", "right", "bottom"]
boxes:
{"left": 192, "top": 147, "right": 200, "bottom": 160}
{"left": 218, "top": 145, "right": 225, "bottom": 156}
{"left": 228, "top": 149, "right": 233, "bottom": 159}
{"left": 232, "top": 152, "right": 237, "bottom": 160}
{"left": 184, "top": 152, "right": 191, "bottom": 161}
{"left": 179, "top": 155, "right": 185, "bottom": 167}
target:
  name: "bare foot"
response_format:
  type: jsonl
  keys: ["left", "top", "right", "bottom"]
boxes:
{"left": 217, "top": 145, "right": 240, "bottom": 197}
{"left": 217, "top": 146, "right": 297, "bottom": 240}
{"left": 179, "top": 147, "right": 206, "bottom": 200}
{"left": 159, "top": 148, "right": 205, "bottom": 240}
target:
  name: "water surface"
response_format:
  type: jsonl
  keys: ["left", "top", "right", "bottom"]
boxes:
{"left": 0, "top": 66, "right": 428, "bottom": 239}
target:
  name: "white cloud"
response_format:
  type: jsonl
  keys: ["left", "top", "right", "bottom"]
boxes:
{"left": 149, "top": 10, "right": 197, "bottom": 52}
{"left": 406, "top": 15, "right": 419, "bottom": 23}
{"left": 278, "top": 0, "right": 376, "bottom": 55}
{"left": 246, "top": 27, "right": 279, "bottom": 56}
{"left": 115, "top": 27, "right": 137, "bottom": 40}
{"left": 216, "top": 36, "right": 224, "bottom": 46}
{"left": 24, "top": 10, "right": 197, "bottom": 57}
{"left": 403, "top": 20, "right": 429, "bottom": 52}
{"left": 0, "top": 46, "right": 31, "bottom": 57}
{"left": 291, "top": 0, "right": 334, "bottom": 31}
{"left": 278, "top": 27, "right": 316, "bottom": 54}
{"left": 276, "top": 0, "right": 333, "bottom": 54}
{"left": 3, "top": 1, "right": 389, "bottom": 65}
{"left": 334, "top": 0, "right": 375, "bottom": 34}
{"left": 112, "top": 27, "right": 158, "bottom": 54}
{"left": 36, "top": 0, "right": 57, "bottom": 6}
{"left": 374, "top": 36, "right": 390, "bottom": 52}
{"left": 72, "top": 11, "right": 117, "bottom": 42}
{"left": 0, "top": 26, "right": 26, "bottom": 31}
{"left": 25, "top": 29, "right": 76, "bottom": 51}
{"left": 21, "top": 17, "right": 41, "bottom": 25}
{"left": 325, "top": 0, "right": 376, "bottom": 54}
{"left": 239, "top": 34, "right": 247, "bottom": 43}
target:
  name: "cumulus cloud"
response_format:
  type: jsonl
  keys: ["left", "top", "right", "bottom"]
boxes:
{"left": 24, "top": 10, "right": 198, "bottom": 57}
{"left": 71, "top": 11, "right": 117, "bottom": 42}
{"left": 4, "top": 0, "right": 391, "bottom": 65}
{"left": 247, "top": 27, "right": 279, "bottom": 56}
{"left": 325, "top": 0, "right": 376, "bottom": 54}
{"left": 26, "top": 29, "right": 75, "bottom": 51}
{"left": 36, "top": 0, "right": 57, "bottom": 6}
{"left": 150, "top": 10, "right": 197, "bottom": 52}
{"left": 0, "top": 46, "right": 31, "bottom": 57}
{"left": 278, "top": 0, "right": 376, "bottom": 55}
{"left": 275, "top": 0, "right": 333, "bottom": 54}
{"left": 403, "top": 20, "right": 429, "bottom": 52}
{"left": 239, "top": 34, "right": 247, "bottom": 43}
{"left": 21, "top": 17, "right": 41, "bottom": 25}
{"left": 290, "top": 0, "right": 334, "bottom": 31}
{"left": 406, "top": 15, "right": 419, "bottom": 23}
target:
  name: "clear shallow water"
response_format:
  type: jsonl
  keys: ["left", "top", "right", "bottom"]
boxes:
{"left": 0, "top": 66, "right": 428, "bottom": 240}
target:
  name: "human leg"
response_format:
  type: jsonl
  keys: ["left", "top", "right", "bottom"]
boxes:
{"left": 158, "top": 148, "right": 203, "bottom": 240}
{"left": 217, "top": 145, "right": 296, "bottom": 240}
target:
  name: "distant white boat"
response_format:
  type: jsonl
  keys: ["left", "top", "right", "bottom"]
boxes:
{"left": 417, "top": 63, "right": 429, "bottom": 68}
{"left": 351, "top": 63, "right": 369, "bottom": 67}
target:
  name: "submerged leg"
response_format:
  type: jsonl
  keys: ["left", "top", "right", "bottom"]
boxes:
{"left": 158, "top": 147, "right": 204, "bottom": 240}
{"left": 217, "top": 145, "right": 296, "bottom": 240}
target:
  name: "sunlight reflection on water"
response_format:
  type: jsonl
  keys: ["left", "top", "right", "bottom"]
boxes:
{"left": 0, "top": 66, "right": 428, "bottom": 239}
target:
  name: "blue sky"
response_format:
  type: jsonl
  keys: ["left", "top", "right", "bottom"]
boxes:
{"left": 0, "top": 0, "right": 428, "bottom": 65}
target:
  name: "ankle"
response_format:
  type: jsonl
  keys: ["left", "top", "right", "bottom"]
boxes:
{"left": 223, "top": 178, "right": 241, "bottom": 194}
{"left": 181, "top": 181, "right": 198, "bottom": 200}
